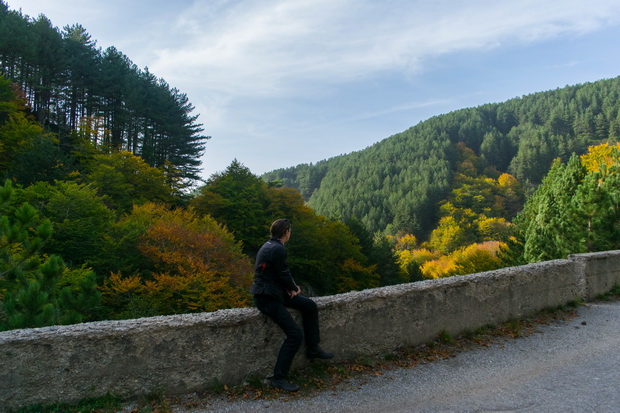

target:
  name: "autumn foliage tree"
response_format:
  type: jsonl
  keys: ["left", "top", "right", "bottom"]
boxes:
{"left": 391, "top": 145, "right": 518, "bottom": 279}
{"left": 100, "top": 203, "right": 252, "bottom": 319}
{"left": 427, "top": 145, "right": 521, "bottom": 256}
{"left": 192, "top": 161, "right": 381, "bottom": 296}
{"left": 420, "top": 241, "right": 506, "bottom": 279}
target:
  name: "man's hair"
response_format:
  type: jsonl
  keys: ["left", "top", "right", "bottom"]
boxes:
{"left": 270, "top": 218, "right": 291, "bottom": 239}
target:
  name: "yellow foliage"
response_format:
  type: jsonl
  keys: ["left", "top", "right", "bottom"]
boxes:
{"left": 420, "top": 241, "right": 506, "bottom": 279}
{"left": 143, "top": 271, "right": 245, "bottom": 313}
{"left": 580, "top": 142, "right": 620, "bottom": 175}
{"left": 420, "top": 256, "right": 459, "bottom": 279}
{"left": 429, "top": 215, "right": 470, "bottom": 254}
{"left": 497, "top": 173, "right": 519, "bottom": 187}
{"left": 393, "top": 234, "right": 418, "bottom": 252}
{"left": 102, "top": 272, "right": 142, "bottom": 293}
{"left": 101, "top": 268, "right": 249, "bottom": 315}
{"left": 100, "top": 272, "right": 145, "bottom": 309}
{"left": 476, "top": 216, "right": 512, "bottom": 241}
{"left": 453, "top": 241, "right": 505, "bottom": 275}
{"left": 397, "top": 248, "right": 439, "bottom": 268}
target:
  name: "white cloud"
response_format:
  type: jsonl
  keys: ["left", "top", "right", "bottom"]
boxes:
{"left": 11, "top": 0, "right": 620, "bottom": 99}
{"left": 149, "top": 0, "right": 620, "bottom": 99}
{"left": 6, "top": 0, "right": 620, "bottom": 178}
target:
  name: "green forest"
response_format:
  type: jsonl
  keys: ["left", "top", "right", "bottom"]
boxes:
{"left": 0, "top": 2, "right": 206, "bottom": 183}
{"left": 1, "top": 1, "right": 619, "bottom": 332}
{"left": 264, "top": 76, "right": 620, "bottom": 237}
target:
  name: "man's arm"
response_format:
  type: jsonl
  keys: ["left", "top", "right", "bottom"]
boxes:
{"left": 273, "top": 245, "right": 298, "bottom": 293}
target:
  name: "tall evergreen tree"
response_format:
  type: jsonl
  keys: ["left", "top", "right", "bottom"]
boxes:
{"left": 0, "top": 2, "right": 208, "bottom": 181}
{"left": 191, "top": 160, "right": 271, "bottom": 255}
{"left": 0, "top": 180, "right": 101, "bottom": 330}
{"left": 513, "top": 144, "right": 620, "bottom": 263}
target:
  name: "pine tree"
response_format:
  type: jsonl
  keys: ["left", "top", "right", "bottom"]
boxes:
{"left": 0, "top": 180, "right": 101, "bottom": 330}
{"left": 514, "top": 144, "right": 620, "bottom": 263}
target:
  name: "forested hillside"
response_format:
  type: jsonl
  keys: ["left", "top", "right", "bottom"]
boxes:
{"left": 0, "top": 1, "right": 206, "bottom": 181}
{"left": 1, "top": 0, "right": 619, "bottom": 332}
{"left": 0, "top": 3, "right": 395, "bottom": 329}
{"left": 264, "top": 76, "right": 620, "bottom": 238}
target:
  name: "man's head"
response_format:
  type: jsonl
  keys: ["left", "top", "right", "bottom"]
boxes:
{"left": 270, "top": 218, "right": 292, "bottom": 241}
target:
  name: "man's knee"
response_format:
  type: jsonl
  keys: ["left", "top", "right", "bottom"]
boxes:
{"left": 293, "top": 296, "right": 318, "bottom": 314}
{"left": 287, "top": 325, "right": 304, "bottom": 346}
{"left": 303, "top": 300, "right": 318, "bottom": 319}
{"left": 306, "top": 298, "right": 318, "bottom": 312}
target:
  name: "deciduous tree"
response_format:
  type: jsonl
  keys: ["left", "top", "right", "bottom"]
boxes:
{"left": 99, "top": 203, "right": 253, "bottom": 318}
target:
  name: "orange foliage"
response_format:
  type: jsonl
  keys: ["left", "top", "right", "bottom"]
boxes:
{"left": 497, "top": 173, "right": 519, "bottom": 187}
{"left": 100, "top": 204, "right": 253, "bottom": 316}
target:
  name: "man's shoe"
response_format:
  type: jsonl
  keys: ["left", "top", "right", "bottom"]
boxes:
{"left": 270, "top": 377, "right": 300, "bottom": 392}
{"left": 306, "top": 346, "right": 334, "bottom": 360}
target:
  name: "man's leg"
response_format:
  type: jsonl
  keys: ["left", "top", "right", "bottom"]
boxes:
{"left": 285, "top": 295, "right": 320, "bottom": 348}
{"left": 254, "top": 295, "right": 303, "bottom": 381}
{"left": 286, "top": 295, "right": 334, "bottom": 359}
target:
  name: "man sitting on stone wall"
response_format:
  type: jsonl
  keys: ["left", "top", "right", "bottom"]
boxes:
{"left": 250, "top": 218, "right": 334, "bottom": 392}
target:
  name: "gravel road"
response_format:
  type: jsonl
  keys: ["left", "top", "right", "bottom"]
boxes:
{"left": 170, "top": 300, "right": 620, "bottom": 413}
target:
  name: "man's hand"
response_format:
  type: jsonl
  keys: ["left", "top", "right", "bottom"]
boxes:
{"left": 289, "top": 286, "right": 301, "bottom": 297}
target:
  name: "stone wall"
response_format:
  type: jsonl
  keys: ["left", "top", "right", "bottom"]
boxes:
{"left": 1, "top": 251, "right": 620, "bottom": 411}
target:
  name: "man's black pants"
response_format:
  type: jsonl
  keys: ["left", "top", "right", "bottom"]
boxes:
{"left": 254, "top": 294, "right": 321, "bottom": 379}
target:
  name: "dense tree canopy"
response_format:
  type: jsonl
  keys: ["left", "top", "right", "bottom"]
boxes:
{"left": 265, "top": 76, "right": 620, "bottom": 239}
{"left": 512, "top": 143, "right": 620, "bottom": 263}
{"left": 2, "top": 0, "right": 620, "bottom": 330}
{"left": 191, "top": 160, "right": 272, "bottom": 255}
{"left": 99, "top": 203, "right": 253, "bottom": 319}
{"left": 0, "top": 2, "right": 208, "bottom": 181}
{"left": 191, "top": 161, "right": 386, "bottom": 295}
{"left": 0, "top": 180, "right": 101, "bottom": 330}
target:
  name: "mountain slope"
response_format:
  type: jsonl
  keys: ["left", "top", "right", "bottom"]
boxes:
{"left": 263, "top": 76, "right": 620, "bottom": 236}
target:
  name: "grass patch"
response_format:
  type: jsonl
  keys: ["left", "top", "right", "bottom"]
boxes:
{"left": 245, "top": 375, "right": 266, "bottom": 389}
{"left": 438, "top": 330, "right": 455, "bottom": 345}
{"left": 382, "top": 351, "right": 400, "bottom": 361}
{"left": 16, "top": 394, "right": 122, "bottom": 413}
{"left": 207, "top": 378, "right": 228, "bottom": 394}
{"left": 596, "top": 284, "right": 620, "bottom": 301}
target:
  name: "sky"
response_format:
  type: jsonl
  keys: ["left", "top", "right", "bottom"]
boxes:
{"left": 6, "top": 0, "right": 620, "bottom": 181}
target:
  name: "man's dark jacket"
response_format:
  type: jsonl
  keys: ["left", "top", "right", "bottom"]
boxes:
{"left": 250, "top": 237, "right": 298, "bottom": 302}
